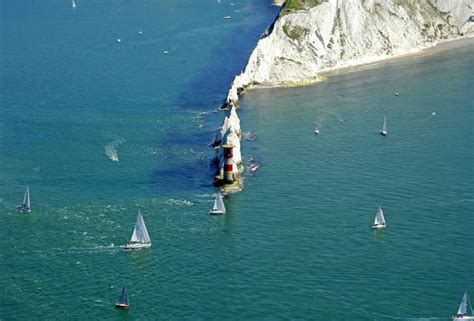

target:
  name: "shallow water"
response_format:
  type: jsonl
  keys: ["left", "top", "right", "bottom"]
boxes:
{"left": 1, "top": 0, "right": 473, "bottom": 319}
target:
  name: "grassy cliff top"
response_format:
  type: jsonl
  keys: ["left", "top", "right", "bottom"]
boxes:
{"left": 284, "top": 0, "right": 327, "bottom": 11}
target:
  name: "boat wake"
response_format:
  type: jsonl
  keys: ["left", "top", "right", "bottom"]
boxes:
{"left": 242, "top": 131, "right": 257, "bottom": 141}
{"left": 164, "top": 198, "right": 194, "bottom": 206}
{"left": 105, "top": 139, "right": 125, "bottom": 162}
{"left": 247, "top": 156, "right": 260, "bottom": 174}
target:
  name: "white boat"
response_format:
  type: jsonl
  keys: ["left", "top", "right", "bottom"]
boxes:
{"left": 72, "top": 0, "right": 77, "bottom": 9}
{"left": 17, "top": 186, "right": 31, "bottom": 213}
{"left": 314, "top": 127, "right": 320, "bottom": 135}
{"left": 371, "top": 206, "right": 386, "bottom": 229}
{"left": 116, "top": 38, "right": 122, "bottom": 43}
{"left": 122, "top": 210, "right": 151, "bottom": 250}
{"left": 209, "top": 191, "right": 226, "bottom": 215}
{"left": 453, "top": 291, "right": 474, "bottom": 320}
{"left": 380, "top": 116, "right": 387, "bottom": 136}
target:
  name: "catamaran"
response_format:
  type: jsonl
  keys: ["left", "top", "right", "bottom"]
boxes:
{"left": 72, "top": 0, "right": 77, "bottom": 9}
{"left": 453, "top": 291, "right": 474, "bottom": 320}
{"left": 380, "top": 116, "right": 387, "bottom": 136}
{"left": 122, "top": 209, "right": 151, "bottom": 250}
{"left": 115, "top": 286, "right": 129, "bottom": 309}
{"left": 17, "top": 186, "right": 31, "bottom": 213}
{"left": 371, "top": 206, "right": 386, "bottom": 229}
{"left": 209, "top": 191, "right": 226, "bottom": 215}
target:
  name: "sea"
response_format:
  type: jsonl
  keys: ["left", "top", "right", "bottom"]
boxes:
{"left": 0, "top": 0, "right": 473, "bottom": 320}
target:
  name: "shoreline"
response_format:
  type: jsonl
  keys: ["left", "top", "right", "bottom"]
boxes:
{"left": 319, "top": 36, "right": 474, "bottom": 79}
{"left": 243, "top": 36, "right": 474, "bottom": 91}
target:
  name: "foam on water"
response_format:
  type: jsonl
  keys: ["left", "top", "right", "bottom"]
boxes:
{"left": 104, "top": 138, "right": 125, "bottom": 162}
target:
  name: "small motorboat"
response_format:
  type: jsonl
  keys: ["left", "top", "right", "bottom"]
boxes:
{"left": 314, "top": 127, "right": 320, "bottom": 135}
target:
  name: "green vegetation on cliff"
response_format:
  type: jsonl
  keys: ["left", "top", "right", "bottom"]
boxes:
{"left": 284, "top": 0, "right": 327, "bottom": 11}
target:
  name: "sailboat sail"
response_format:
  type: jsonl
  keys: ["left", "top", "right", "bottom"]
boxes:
{"left": 373, "top": 207, "right": 386, "bottom": 226}
{"left": 458, "top": 292, "right": 469, "bottom": 315}
{"left": 18, "top": 186, "right": 31, "bottom": 212}
{"left": 130, "top": 210, "right": 151, "bottom": 244}
{"left": 119, "top": 287, "right": 128, "bottom": 305}
{"left": 214, "top": 192, "right": 225, "bottom": 213}
{"left": 23, "top": 186, "right": 30, "bottom": 209}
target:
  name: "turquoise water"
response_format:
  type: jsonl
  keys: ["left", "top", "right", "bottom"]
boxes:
{"left": 1, "top": 0, "right": 473, "bottom": 319}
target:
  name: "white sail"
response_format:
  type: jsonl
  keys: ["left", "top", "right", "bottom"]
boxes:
{"left": 23, "top": 186, "right": 30, "bottom": 209}
{"left": 209, "top": 191, "right": 226, "bottom": 214}
{"left": 458, "top": 291, "right": 469, "bottom": 315}
{"left": 130, "top": 210, "right": 151, "bottom": 244}
{"left": 18, "top": 186, "right": 31, "bottom": 212}
{"left": 373, "top": 207, "right": 386, "bottom": 226}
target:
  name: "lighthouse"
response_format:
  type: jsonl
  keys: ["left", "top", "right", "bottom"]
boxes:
{"left": 222, "top": 143, "right": 234, "bottom": 183}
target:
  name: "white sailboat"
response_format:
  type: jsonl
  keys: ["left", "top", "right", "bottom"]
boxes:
{"left": 453, "top": 291, "right": 474, "bottom": 320}
{"left": 17, "top": 186, "right": 31, "bottom": 213}
{"left": 72, "top": 0, "right": 77, "bottom": 9}
{"left": 122, "top": 209, "right": 151, "bottom": 250}
{"left": 371, "top": 206, "right": 386, "bottom": 229}
{"left": 380, "top": 116, "right": 387, "bottom": 136}
{"left": 209, "top": 191, "right": 226, "bottom": 215}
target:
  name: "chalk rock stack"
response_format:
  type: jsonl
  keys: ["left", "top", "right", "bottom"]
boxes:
{"left": 213, "top": 104, "right": 242, "bottom": 189}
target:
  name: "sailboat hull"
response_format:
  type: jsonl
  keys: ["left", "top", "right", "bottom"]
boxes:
{"left": 209, "top": 210, "right": 225, "bottom": 215}
{"left": 17, "top": 206, "right": 30, "bottom": 213}
{"left": 121, "top": 243, "right": 151, "bottom": 250}
{"left": 371, "top": 223, "right": 386, "bottom": 229}
{"left": 115, "top": 303, "right": 129, "bottom": 309}
{"left": 453, "top": 317, "right": 474, "bottom": 321}
{"left": 380, "top": 130, "right": 387, "bottom": 136}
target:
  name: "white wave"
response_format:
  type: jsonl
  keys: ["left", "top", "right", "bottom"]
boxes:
{"left": 164, "top": 198, "right": 194, "bottom": 206}
{"left": 105, "top": 139, "right": 125, "bottom": 162}
{"left": 242, "top": 131, "right": 257, "bottom": 141}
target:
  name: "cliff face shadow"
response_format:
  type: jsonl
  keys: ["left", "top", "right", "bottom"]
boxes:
{"left": 177, "top": 1, "right": 281, "bottom": 110}
{"left": 148, "top": 127, "right": 217, "bottom": 195}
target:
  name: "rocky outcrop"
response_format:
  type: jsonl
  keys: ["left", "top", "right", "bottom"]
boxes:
{"left": 212, "top": 104, "right": 243, "bottom": 192}
{"left": 225, "top": 0, "right": 474, "bottom": 105}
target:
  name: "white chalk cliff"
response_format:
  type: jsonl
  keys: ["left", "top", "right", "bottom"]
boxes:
{"left": 226, "top": 0, "right": 474, "bottom": 103}
{"left": 215, "top": 0, "right": 473, "bottom": 190}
